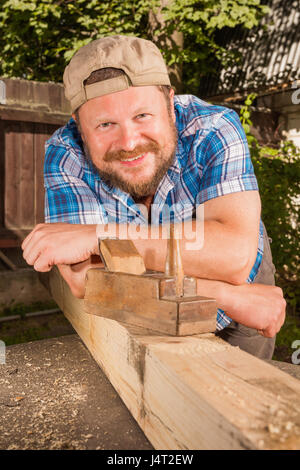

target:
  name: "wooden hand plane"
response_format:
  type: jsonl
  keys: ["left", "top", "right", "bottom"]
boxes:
{"left": 84, "top": 225, "right": 217, "bottom": 336}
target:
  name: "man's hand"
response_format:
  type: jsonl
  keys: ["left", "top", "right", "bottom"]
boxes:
{"left": 197, "top": 279, "right": 286, "bottom": 338}
{"left": 22, "top": 223, "right": 98, "bottom": 272}
{"left": 57, "top": 255, "right": 104, "bottom": 298}
{"left": 228, "top": 283, "right": 286, "bottom": 338}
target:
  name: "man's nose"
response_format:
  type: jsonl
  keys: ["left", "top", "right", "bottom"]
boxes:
{"left": 117, "top": 124, "right": 139, "bottom": 152}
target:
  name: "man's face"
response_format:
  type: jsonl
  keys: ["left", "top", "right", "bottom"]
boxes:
{"left": 75, "top": 86, "right": 177, "bottom": 199}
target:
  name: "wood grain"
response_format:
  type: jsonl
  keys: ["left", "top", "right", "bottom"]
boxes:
{"left": 99, "top": 239, "right": 146, "bottom": 275}
{"left": 44, "top": 267, "right": 300, "bottom": 450}
{"left": 84, "top": 268, "right": 217, "bottom": 335}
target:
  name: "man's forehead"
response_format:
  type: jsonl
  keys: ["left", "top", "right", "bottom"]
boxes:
{"left": 80, "top": 85, "right": 166, "bottom": 120}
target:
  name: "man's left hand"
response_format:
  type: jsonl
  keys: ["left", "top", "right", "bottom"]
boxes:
{"left": 22, "top": 223, "right": 98, "bottom": 272}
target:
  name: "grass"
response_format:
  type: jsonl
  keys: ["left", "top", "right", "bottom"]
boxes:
{"left": 0, "top": 300, "right": 74, "bottom": 345}
{"left": 0, "top": 312, "right": 75, "bottom": 346}
{"left": 0, "top": 300, "right": 59, "bottom": 318}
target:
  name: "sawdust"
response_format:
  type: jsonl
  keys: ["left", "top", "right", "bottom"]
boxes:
{"left": 0, "top": 344, "right": 91, "bottom": 449}
{"left": 0, "top": 335, "right": 152, "bottom": 450}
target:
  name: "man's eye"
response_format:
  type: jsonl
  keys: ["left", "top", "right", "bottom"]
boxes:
{"left": 99, "top": 122, "right": 112, "bottom": 129}
{"left": 136, "top": 113, "right": 149, "bottom": 119}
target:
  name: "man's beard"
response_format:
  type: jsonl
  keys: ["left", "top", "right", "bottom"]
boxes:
{"left": 82, "top": 120, "right": 178, "bottom": 200}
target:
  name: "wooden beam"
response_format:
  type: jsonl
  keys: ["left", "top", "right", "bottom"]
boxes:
{"left": 43, "top": 267, "right": 300, "bottom": 450}
{"left": 0, "top": 106, "right": 69, "bottom": 125}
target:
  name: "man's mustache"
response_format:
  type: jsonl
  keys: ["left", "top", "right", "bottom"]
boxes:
{"left": 103, "top": 141, "right": 160, "bottom": 162}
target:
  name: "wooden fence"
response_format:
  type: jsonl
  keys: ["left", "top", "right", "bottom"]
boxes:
{"left": 0, "top": 78, "right": 71, "bottom": 247}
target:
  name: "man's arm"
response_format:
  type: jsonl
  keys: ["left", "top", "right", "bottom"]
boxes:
{"left": 54, "top": 255, "right": 286, "bottom": 339}
{"left": 134, "top": 191, "right": 261, "bottom": 285}
{"left": 22, "top": 189, "right": 259, "bottom": 285}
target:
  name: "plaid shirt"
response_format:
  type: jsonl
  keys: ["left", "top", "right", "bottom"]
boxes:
{"left": 44, "top": 94, "right": 264, "bottom": 331}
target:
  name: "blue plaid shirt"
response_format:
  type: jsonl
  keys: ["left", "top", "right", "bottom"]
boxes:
{"left": 44, "top": 94, "right": 264, "bottom": 331}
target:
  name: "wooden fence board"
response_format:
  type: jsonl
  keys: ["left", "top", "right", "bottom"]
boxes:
{"left": 20, "top": 121, "right": 35, "bottom": 228}
{"left": 4, "top": 121, "right": 21, "bottom": 228}
{"left": 3, "top": 120, "right": 59, "bottom": 230}
{"left": 0, "top": 77, "right": 71, "bottom": 237}
{"left": 0, "top": 121, "right": 4, "bottom": 227}
{"left": 0, "top": 107, "right": 70, "bottom": 125}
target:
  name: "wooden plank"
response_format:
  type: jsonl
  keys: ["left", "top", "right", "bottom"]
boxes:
{"left": 45, "top": 267, "right": 300, "bottom": 450}
{"left": 31, "top": 79, "right": 49, "bottom": 112}
{"left": 48, "top": 82, "right": 63, "bottom": 113}
{"left": 4, "top": 120, "right": 57, "bottom": 230}
{"left": 3, "top": 77, "right": 70, "bottom": 114}
{"left": 6, "top": 79, "right": 21, "bottom": 105}
{"left": 0, "top": 228, "right": 21, "bottom": 247}
{"left": 19, "top": 121, "right": 35, "bottom": 228}
{"left": 19, "top": 79, "right": 34, "bottom": 108}
{"left": 99, "top": 239, "right": 146, "bottom": 274}
{"left": 0, "top": 121, "right": 4, "bottom": 227}
{"left": 5, "top": 122, "right": 35, "bottom": 229}
{"left": 4, "top": 121, "right": 21, "bottom": 229}
{"left": 0, "top": 238, "right": 20, "bottom": 248}
{"left": 0, "top": 107, "right": 70, "bottom": 125}
{"left": 34, "top": 123, "right": 45, "bottom": 225}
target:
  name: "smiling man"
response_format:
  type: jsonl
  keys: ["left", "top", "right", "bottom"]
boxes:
{"left": 75, "top": 79, "right": 177, "bottom": 204}
{"left": 22, "top": 35, "right": 286, "bottom": 359}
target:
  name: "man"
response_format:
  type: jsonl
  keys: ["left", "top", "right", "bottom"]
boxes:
{"left": 22, "top": 35, "right": 286, "bottom": 359}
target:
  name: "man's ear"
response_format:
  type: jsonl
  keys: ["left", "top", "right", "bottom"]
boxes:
{"left": 72, "top": 113, "right": 79, "bottom": 125}
{"left": 72, "top": 111, "right": 82, "bottom": 135}
{"left": 169, "top": 88, "right": 176, "bottom": 123}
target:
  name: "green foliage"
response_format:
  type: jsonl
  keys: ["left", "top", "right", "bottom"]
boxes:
{"left": 240, "top": 94, "right": 300, "bottom": 311}
{"left": 0, "top": 0, "right": 268, "bottom": 83}
{"left": 0, "top": 0, "right": 155, "bottom": 81}
{"left": 273, "top": 312, "right": 300, "bottom": 362}
{"left": 160, "top": 0, "right": 269, "bottom": 91}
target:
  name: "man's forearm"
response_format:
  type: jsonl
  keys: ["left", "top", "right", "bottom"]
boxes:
{"left": 22, "top": 215, "right": 258, "bottom": 285}
{"left": 49, "top": 218, "right": 257, "bottom": 284}
{"left": 57, "top": 258, "right": 285, "bottom": 339}
{"left": 196, "top": 278, "right": 286, "bottom": 338}
{"left": 130, "top": 219, "right": 258, "bottom": 285}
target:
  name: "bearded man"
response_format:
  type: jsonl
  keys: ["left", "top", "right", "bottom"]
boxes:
{"left": 22, "top": 36, "right": 285, "bottom": 359}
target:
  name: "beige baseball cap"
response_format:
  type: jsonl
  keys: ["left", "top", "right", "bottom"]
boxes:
{"left": 63, "top": 35, "right": 171, "bottom": 112}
